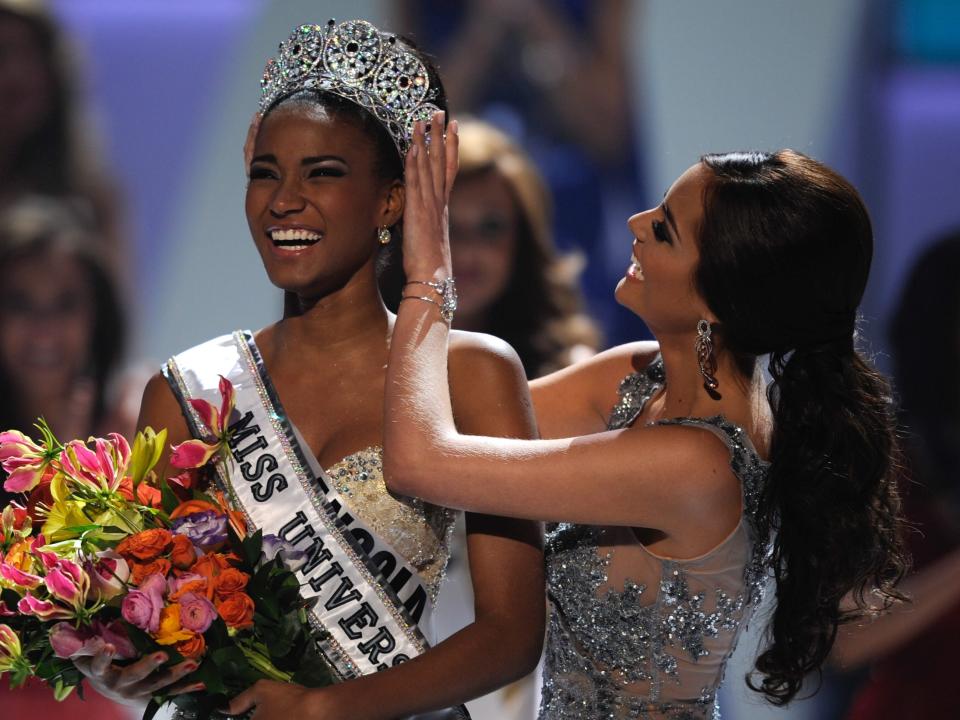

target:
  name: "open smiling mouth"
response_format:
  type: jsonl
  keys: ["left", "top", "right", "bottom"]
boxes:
{"left": 269, "top": 228, "right": 322, "bottom": 251}
{"left": 629, "top": 253, "right": 644, "bottom": 280}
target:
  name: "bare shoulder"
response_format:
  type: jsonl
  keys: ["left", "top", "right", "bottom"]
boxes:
{"left": 531, "top": 341, "right": 660, "bottom": 438}
{"left": 137, "top": 371, "right": 191, "bottom": 443}
{"left": 447, "top": 330, "right": 534, "bottom": 437}
{"left": 625, "top": 421, "right": 743, "bottom": 548}
{"left": 448, "top": 329, "right": 527, "bottom": 388}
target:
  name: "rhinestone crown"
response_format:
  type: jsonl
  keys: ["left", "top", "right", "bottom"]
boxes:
{"left": 259, "top": 19, "right": 442, "bottom": 158}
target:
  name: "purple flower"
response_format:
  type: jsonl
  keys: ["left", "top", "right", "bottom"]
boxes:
{"left": 121, "top": 573, "right": 166, "bottom": 633}
{"left": 172, "top": 510, "right": 228, "bottom": 550}
{"left": 261, "top": 534, "right": 308, "bottom": 572}
{"left": 178, "top": 592, "right": 217, "bottom": 633}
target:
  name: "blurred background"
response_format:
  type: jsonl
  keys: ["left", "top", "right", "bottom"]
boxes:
{"left": 1, "top": 0, "right": 958, "bottom": 718}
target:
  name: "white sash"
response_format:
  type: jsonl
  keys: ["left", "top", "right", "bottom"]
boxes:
{"left": 163, "top": 332, "right": 468, "bottom": 719}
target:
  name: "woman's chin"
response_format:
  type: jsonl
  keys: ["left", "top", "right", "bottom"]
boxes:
{"left": 613, "top": 279, "right": 637, "bottom": 311}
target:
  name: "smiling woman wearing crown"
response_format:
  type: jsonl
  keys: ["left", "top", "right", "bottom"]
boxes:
{"left": 72, "top": 19, "right": 544, "bottom": 720}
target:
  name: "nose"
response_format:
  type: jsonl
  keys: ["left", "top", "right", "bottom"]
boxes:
{"left": 627, "top": 211, "right": 646, "bottom": 243}
{"left": 269, "top": 176, "right": 306, "bottom": 217}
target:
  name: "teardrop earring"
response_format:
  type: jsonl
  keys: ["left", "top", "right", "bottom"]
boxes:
{"left": 378, "top": 226, "right": 391, "bottom": 245}
{"left": 695, "top": 319, "right": 719, "bottom": 393}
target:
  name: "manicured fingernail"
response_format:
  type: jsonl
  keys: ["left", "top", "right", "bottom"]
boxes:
{"left": 411, "top": 145, "right": 419, "bottom": 158}
{"left": 153, "top": 653, "right": 167, "bottom": 663}
{"left": 450, "top": 119, "right": 459, "bottom": 135}
{"left": 191, "top": 683, "right": 205, "bottom": 692}
{"left": 184, "top": 662, "right": 198, "bottom": 671}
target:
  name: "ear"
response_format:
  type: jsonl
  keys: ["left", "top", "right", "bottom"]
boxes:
{"left": 379, "top": 179, "right": 405, "bottom": 229}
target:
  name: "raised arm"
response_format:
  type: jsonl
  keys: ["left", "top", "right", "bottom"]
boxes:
{"left": 383, "top": 115, "right": 740, "bottom": 541}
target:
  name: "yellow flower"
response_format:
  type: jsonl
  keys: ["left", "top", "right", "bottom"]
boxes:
{"left": 41, "top": 500, "right": 91, "bottom": 542}
{"left": 155, "top": 604, "right": 195, "bottom": 646}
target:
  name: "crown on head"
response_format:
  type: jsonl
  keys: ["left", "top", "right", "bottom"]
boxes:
{"left": 259, "top": 19, "right": 442, "bottom": 158}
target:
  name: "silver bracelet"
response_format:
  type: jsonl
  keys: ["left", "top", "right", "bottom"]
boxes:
{"left": 401, "top": 277, "right": 457, "bottom": 323}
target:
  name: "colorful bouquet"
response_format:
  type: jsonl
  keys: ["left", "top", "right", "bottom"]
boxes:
{"left": 0, "top": 378, "right": 331, "bottom": 719}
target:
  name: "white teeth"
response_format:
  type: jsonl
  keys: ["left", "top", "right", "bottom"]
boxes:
{"left": 279, "top": 244, "right": 310, "bottom": 251}
{"left": 270, "top": 229, "right": 321, "bottom": 243}
{"left": 630, "top": 256, "right": 644, "bottom": 280}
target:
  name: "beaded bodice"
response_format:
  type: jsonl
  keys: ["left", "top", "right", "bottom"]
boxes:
{"left": 325, "top": 446, "right": 456, "bottom": 601}
{"left": 539, "top": 359, "right": 769, "bottom": 720}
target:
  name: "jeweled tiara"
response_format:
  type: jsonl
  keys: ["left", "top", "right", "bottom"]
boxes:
{"left": 259, "top": 19, "right": 442, "bottom": 158}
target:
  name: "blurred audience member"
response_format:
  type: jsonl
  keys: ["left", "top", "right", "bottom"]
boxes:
{"left": 0, "top": 196, "right": 136, "bottom": 487}
{"left": 0, "top": 0, "right": 125, "bottom": 273}
{"left": 396, "top": 0, "right": 646, "bottom": 345}
{"left": 0, "top": 196, "right": 134, "bottom": 716}
{"left": 450, "top": 119, "right": 600, "bottom": 377}
{"left": 834, "top": 231, "right": 960, "bottom": 719}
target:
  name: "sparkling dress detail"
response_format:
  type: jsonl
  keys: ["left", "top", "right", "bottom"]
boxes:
{"left": 539, "top": 358, "right": 770, "bottom": 720}
{"left": 326, "top": 446, "right": 456, "bottom": 602}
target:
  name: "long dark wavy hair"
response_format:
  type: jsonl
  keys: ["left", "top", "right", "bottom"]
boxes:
{"left": 452, "top": 120, "right": 600, "bottom": 378}
{"left": 0, "top": 4, "right": 113, "bottom": 219}
{"left": 695, "top": 150, "right": 907, "bottom": 704}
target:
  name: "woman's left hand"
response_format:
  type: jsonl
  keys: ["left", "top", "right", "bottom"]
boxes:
{"left": 401, "top": 111, "right": 459, "bottom": 281}
{"left": 227, "top": 680, "right": 349, "bottom": 720}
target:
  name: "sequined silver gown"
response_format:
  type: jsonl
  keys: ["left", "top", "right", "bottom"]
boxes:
{"left": 539, "top": 358, "right": 769, "bottom": 720}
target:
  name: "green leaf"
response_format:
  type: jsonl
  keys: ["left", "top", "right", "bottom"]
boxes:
{"left": 193, "top": 658, "right": 227, "bottom": 696}
{"left": 160, "top": 479, "right": 181, "bottom": 515}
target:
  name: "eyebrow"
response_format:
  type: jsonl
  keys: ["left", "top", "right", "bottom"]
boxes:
{"left": 249, "top": 154, "right": 348, "bottom": 165}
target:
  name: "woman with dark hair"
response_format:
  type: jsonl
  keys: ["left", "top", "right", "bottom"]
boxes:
{"left": 0, "top": 196, "right": 128, "bottom": 500}
{"left": 76, "top": 20, "right": 543, "bottom": 720}
{"left": 0, "top": 0, "right": 124, "bottom": 270}
{"left": 0, "top": 196, "right": 131, "bottom": 717}
{"left": 448, "top": 119, "right": 599, "bottom": 378}
{"left": 386, "top": 136, "right": 907, "bottom": 717}
{"left": 835, "top": 231, "right": 960, "bottom": 719}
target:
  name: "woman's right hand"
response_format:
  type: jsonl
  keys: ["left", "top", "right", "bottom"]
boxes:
{"left": 73, "top": 648, "right": 202, "bottom": 705}
{"left": 401, "top": 111, "right": 459, "bottom": 282}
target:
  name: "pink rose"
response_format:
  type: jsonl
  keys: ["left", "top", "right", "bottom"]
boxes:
{"left": 178, "top": 591, "right": 217, "bottom": 633}
{"left": 121, "top": 572, "right": 166, "bottom": 633}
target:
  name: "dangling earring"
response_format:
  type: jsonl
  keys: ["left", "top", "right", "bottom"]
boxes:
{"left": 695, "top": 319, "right": 719, "bottom": 393}
{"left": 378, "top": 226, "right": 391, "bottom": 245}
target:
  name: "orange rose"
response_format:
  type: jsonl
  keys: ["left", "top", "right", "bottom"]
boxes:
{"left": 214, "top": 567, "right": 249, "bottom": 599}
{"left": 216, "top": 592, "right": 255, "bottom": 629}
{"left": 170, "top": 535, "right": 197, "bottom": 570}
{"left": 168, "top": 576, "right": 208, "bottom": 602}
{"left": 190, "top": 554, "right": 231, "bottom": 600}
{"left": 155, "top": 604, "right": 195, "bottom": 645}
{"left": 176, "top": 632, "right": 206, "bottom": 660}
{"left": 117, "top": 528, "right": 173, "bottom": 561}
{"left": 170, "top": 499, "right": 222, "bottom": 521}
{"left": 131, "top": 557, "right": 172, "bottom": 585}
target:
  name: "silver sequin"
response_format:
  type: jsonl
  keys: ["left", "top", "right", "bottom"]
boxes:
{"left": 539, "top": 358, "right": 770, "bottom": 720}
